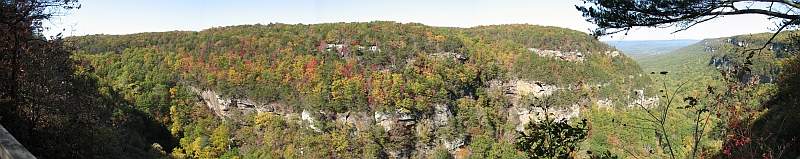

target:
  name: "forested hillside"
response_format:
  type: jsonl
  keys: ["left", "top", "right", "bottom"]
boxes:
{"left": 633, "top": 31, "right": 800, "bottom": 158}
{"left": 65, "top": 22, "right": 655, "bottom": 158}
{"left": 703, "top": 32, "right": 798, "bottom": 84}
{"left": 697, "top": 32, "right": 800, "bottom": 158}
{"left": 606, "top": 40, "right": 699, "bottom": 59}
{"left": 636, "top": 41, "right": 723, "bottom": 92}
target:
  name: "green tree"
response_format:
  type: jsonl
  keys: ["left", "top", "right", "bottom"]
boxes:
{"left": 515, "top": 97, "right": 589, "bottom": 159}
{"left": 211, "top": 122, "right": 232, "bottom": 156}
{"left": 515, "top": 118, "right": 589, "bottom": 159}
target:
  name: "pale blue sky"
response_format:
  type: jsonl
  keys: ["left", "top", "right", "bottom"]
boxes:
{"left": 44, "top": 0, "right": 780, "bottom": 41}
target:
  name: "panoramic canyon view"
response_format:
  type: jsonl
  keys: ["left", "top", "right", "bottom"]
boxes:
{"left": 1, "top": 0, "right": 800, "bottom": 158}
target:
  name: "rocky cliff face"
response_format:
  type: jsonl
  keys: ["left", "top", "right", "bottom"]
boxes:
{"left": 490, "top": 79, "right": 583, "bottom": 132}
{"left": 528, "top": 48, "right": 586, "bottom": 62}
{"left": 505, "top": 80, "right": 559, "bottom": 98}
{"left": 511, "top": 104, "right": 581, "bottom": 131}
{"left": 190, "top": 79, "right": 586, "bottom": 158}
{"left": 373, "top": 105, "right": 466, "bottom": 158}
{"left": 526, "top": 48, "right": 622, "bottom": 62}
{"left": 704, "top": 37, "right": 784, "bottom": 84}
{"left": 189, "top": 86, "right": 288, "bottom": 120}
{"left": 186, "top": 79, "right": 654, "bottom": 158}
{"left": 189, "top": 86, "right": 465, "bottom": 158}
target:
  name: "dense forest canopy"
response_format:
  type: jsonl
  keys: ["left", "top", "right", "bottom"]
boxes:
{"left": 60, "top": 22, "right": 656, "bottom": 158}
{"left": 67, "top": 22, "right": 651, "bottom": 109}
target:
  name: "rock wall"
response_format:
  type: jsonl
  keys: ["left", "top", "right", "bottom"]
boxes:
{"left": 300, "top": 110, "right": 322, "bottom": 132}
{"left": 596, "top": 98, "right": 613, "bottom": 110}
{"left": 191, "top": 79, "right": 660, "bottom": 157}
{"left": 528, "top": 48, "right": 586, "bottom": 62}
{"left": 189, "top": 86, "right": 287, "bottom": 120}
{"left": 628, "top": 97, "right": 660, "bottom": 109}
{"left": 373, "top": 104, "right": 465, "bottom": 158}
{"left": 189, "top": 86, "right": 467, "bottom": 158}
{"left": 505, "top": 80, "right": 558, "bottom": 99}
{"left": 491, "top": 79, "right": 583, "bottom": 132}
{"left": 512, "top": 104, "right": 582, "bottom": 131}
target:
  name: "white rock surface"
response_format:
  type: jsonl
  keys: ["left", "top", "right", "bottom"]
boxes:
{"left": 604, "top": 50, "right": 620, "bottom": 57}
{"left": 508, "top": 80, "right": 558, "bottom": 98}
{"left": 189, "top": 86, "right": 279, "bottom": 119}
{"left": 301, "top": 110, "right": 321, "bottom": 132}
{"left": 514, "top": 104, "right": 581, "bottom": 132}
{"left": 596, "top": 98, "right": 613, "bottom": 110}
{"left": 528, "top": 48, "right": 585, "bottom": 62}
{"left": 629, "top": 96, "right": 660, "bottom": 109}
{"left": 433, "top": 104, "right": 452, "bottom": 127}
{"left": 374, "top": 111, "right": 393, "bottom": 131}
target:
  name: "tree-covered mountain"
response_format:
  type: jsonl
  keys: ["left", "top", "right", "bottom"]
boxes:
{"left": 634, "top": 31, "right": 800, "bottom": 158}
{"left": 635, "top": 41, "right": 723, "bottom": 92}
{"left": 695, "top": 32, "right": 800, "bottom": 158}
{"left": 605, "top": 39, "right": 699, "bottom": 59}
{"left": 634, "top": 32, "right": 798, "bottom": 98}
{"left": 632, "top": 32, "right": 796, "bottom": 95}
{"left": 65, "top": 22, "right": 655, "bottom": 158}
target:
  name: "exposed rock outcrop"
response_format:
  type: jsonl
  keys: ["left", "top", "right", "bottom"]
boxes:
{"left": 628, "top": 89, "right": 660, "bottom": 109}
{"left": 709, "top": 56, "right": 732, "bottom": 70}
{"left": 429, "top": 52, "right": 468, "bottom": 62}
{"left": 335, "top": 111, "right": 370, "bottom": 131}
{"left": 504, "top": 80, "right": 558, "bottom": 99}
{"left": 374, "top": 111, "right": 394, "bottom": 131}
{"left": 604, "top": 50, "right": 620, "bottom": 57}
{"left": 432, "top": 104, "right": 452, "bottom": 128}
{"left": 528, "top": 48, "right": 585, "bottom": 62}
{"left": 374, "top": 110, "right": 417, "bottom": 132}
{"left": 629, "top": 97, "right": 660, "bottom": 109}
{"left": 190, "top": 81, "right": 583, "bottom": 157}
{"left": 373, "top": 103, "right": 466, "bottom": 157}
{"left": 189, "top": 86, "right": 287, "bottom": 120}
{"left": 513, "top": 104, "right": 581, "bottom": 131}
{"left": 709, "top": 56, "right": 777, "bottom": 84}
{"left": 596, "top": 98, "right": 613, "bottom": 110}
{"left": 489, "top": 79, "right": 583, "bottom": 131}
{"left": 301, "top": 110, "right": 322, "bottom": 132}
